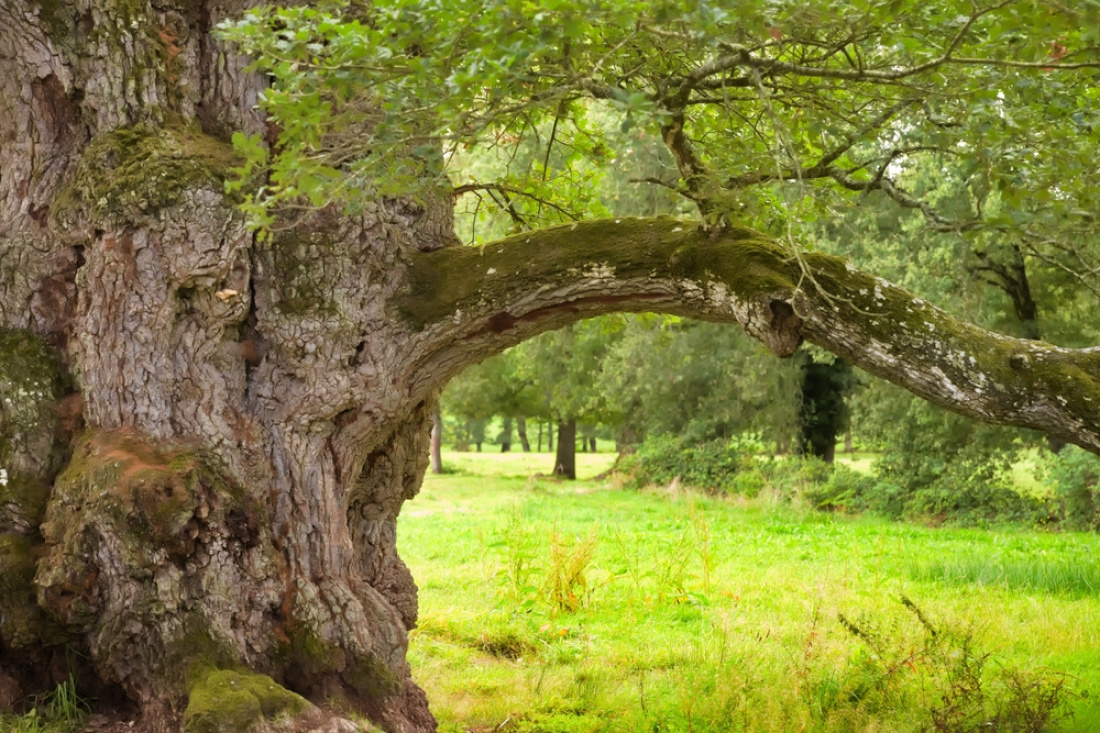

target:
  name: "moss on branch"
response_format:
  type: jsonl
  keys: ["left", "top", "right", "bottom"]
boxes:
{"left": 400, "top": 216, "right": 1100, "bottom": 453}
{"left": 398, "top": 216, "right": 795, "bottom": 330}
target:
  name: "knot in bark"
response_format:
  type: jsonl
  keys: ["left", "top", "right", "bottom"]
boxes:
{"left": 744, "top": 297, "right": 803, "bottom": 358}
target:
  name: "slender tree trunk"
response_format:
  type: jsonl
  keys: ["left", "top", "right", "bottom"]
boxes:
{"left": 554, "top": 419, "right": 577, "bottom": 479}
{"left": 431, "top": 403, "right": 444, "bottom": 474}
{"left": 499, "top": 416, "right": 512, "bottom": 452}
{"left": 536, "top": 420, "right": 543, "bottom": 452}
{"left": 844, "top": 428, "right": 853, "bottom": 454}
{"left": 590, "top": 437, "right": 597, "bottom": 453}
{"left": 548, "top": 420, "right": 554, "bottom": 452}
{"left": 617, "top": 426, "right": 637, "bottom": 455}
{"left": 517, "top": 416, "right": 531, "bottom": 452}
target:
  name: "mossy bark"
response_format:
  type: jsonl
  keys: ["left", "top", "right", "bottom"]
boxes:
{"left": 1, "top": 2, "right": 435, "bottom": 731}
{"left": 399, "top": 218, "right": 1100, "bottom": 456}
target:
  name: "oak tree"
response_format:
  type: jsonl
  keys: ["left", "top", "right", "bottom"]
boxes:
{"left": 1, "top": 1, "right": 1099, "bottom": 732}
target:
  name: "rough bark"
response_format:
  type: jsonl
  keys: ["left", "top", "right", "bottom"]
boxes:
{"left": 1, "top": 2, "right": 438, "bottom": 731}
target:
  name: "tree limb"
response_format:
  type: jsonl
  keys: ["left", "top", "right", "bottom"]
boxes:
{"left": 399, "top": 217, "right": 1100, "bottom": 454}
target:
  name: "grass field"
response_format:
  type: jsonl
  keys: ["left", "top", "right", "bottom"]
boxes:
{"left": 402, "top": 450, "right": 1100, "bottom": 733}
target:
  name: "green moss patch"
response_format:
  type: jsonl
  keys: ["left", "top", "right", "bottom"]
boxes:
{"left": 184, "top": 669, "right": 309, "bottom": 733}
{"left": 53, "top": 123, "right": 241, "bottom": 225}
{"left": 398, "top": 217, "right": 795, "bottom": 331}
{"left": 0, "top": 329, "right": 67, "bottom": 529}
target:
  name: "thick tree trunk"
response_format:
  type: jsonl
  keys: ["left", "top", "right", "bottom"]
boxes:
{"left": 0, "top": 3, "right": 439, "bottom": 731}
{"left": 554, "top": 419, "right": 577, "bottom": 479}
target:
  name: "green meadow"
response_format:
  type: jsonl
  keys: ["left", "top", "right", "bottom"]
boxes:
{"left": 402, "top": 451, "right": 1100, "bottom": 733}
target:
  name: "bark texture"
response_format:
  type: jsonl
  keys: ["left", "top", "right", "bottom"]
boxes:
{"left": 1, "top": 2, "right": 438, "bottom": 731}
{"left": 4, "top": 3, "right": 1100, "bottom": 733}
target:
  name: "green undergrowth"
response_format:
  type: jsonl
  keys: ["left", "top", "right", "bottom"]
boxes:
{"left": 402, "top": 451, "right": 1100, "bottom": 733}
{"left": 0, "top": 676, "right": 87, "bottom": 733}
{"left": 618, "top": 435, "right": 1098, "bottom": 530}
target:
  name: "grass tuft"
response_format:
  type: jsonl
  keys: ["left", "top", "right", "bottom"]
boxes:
{"left": 914, "top": 552, "right": 1100, "bottom": 597}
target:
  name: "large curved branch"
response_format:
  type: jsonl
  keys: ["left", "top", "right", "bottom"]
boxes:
{"left": 397, "top": 217, "right": 1100, "bottom": 454}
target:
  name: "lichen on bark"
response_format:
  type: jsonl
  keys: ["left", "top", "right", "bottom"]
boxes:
{"left": 52, "top": 122, "right": 241, "bottom": 228}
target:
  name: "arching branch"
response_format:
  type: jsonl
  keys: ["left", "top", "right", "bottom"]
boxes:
{"left": 397, "top": 217, "right": 1100, "bottom": 454}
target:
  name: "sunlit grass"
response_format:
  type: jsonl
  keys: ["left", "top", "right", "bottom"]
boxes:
{"left": 402, "top": 457, "right": 1100, "bottom": 733}
{"left": 913, "top": 550, "right": 1100, "bottom": 597}
{"left": 436, "top": 448, "right": 618, "bottom": 480}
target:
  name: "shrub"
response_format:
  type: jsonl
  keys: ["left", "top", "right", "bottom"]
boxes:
{"left": 618, "top": 435, "right": 750, "bottom": 495}
{"left": 1043, "top": 445, "right": 1100, "bottom": 530}
{"left": 902, "top": 477, "right": 1049, "bottom": 527}
{"left": 802, "top": 463, "right": 877, "bottom": 511}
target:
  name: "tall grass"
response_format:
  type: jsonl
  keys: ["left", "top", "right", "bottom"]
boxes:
{"left": 0, "top": 676, "right": 87, "bottom": 733}
{"left": 914, "top": 552, "right": 1100, "bottom": 597}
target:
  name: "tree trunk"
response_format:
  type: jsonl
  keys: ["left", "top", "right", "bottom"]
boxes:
{"left": 517, "top": 416, "right": 531, "bottom": 452}
{"left": 617, "top": 426, "right": 637, "bottom": 455}
{"left": 0, "top": 3, "right": 439, "bottom": 731}
{"left": 798, "top": 357, "right": 853, "bottom": 464}
{"left": 554, "top": 419, "right": 577, "bottom": 479}
{"left": 536, "top": 420, "right": 543, "bottom": 452}
{"left": 547, "top": 420, "right": 554, "bottom": 451}
{"left": 430, "top": 403, "right": 444, "bottom": 474}
{"left": 5, "top": 4, "right": 1100, "bottom": 732}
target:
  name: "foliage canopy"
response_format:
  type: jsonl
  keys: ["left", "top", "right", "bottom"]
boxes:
{"left": 221, "top": 0, "right": 1100, "bottom": 292}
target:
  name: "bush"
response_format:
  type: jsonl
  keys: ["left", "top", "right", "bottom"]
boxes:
{"left": 903, "top": 478, "right": 1049, "bottom": 527}
{"left": 803, "top": 464, "right": 880, "bottom": 512}
{"left": 618, "top": 436, "right": 751, "bottom": 495}
{"left": 619, "top": 433, "right": 1058, "bottom": 529}
{"left": 1043, "top": 445, "right": 1100, "bottom": 530}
